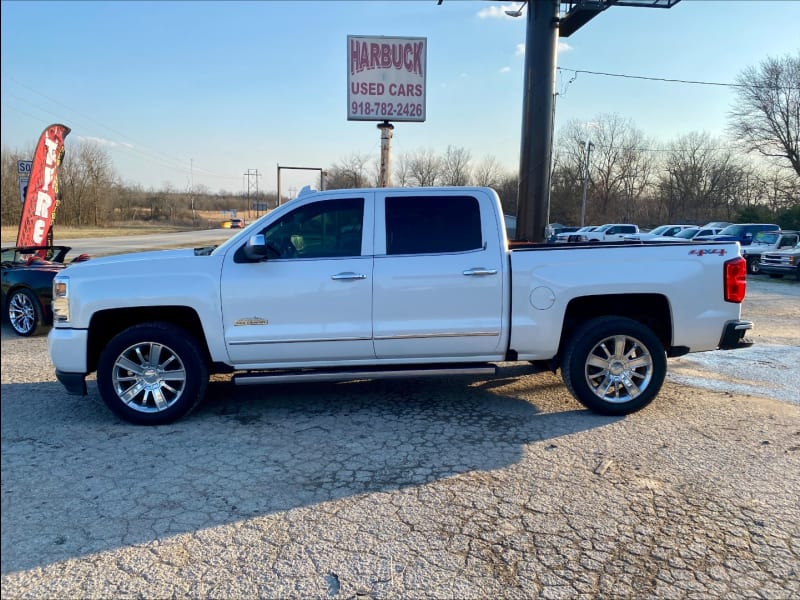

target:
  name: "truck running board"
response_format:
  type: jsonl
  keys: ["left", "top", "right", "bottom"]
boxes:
{"left": 233, "top": 364, "right": 497, "bottom": 386}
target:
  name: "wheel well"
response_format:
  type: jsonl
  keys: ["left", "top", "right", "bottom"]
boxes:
{"left": 557, "top": 294, "right": 672, "bottom": 359}
{"left": 87, "top": 306, "right": 210, "bottom": 372}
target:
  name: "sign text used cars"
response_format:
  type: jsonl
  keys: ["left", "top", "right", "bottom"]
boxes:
{"left": 347, "top": 35, "right": 427, "bottom": 123}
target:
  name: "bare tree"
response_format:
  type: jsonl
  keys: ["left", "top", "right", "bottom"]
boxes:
{"left": 408, "top": 148, "right": 441, "bottom": 187}
{"left": 394, "top": 153, "right": 413, "bottom": 187}
{"left": 729, "top": 51, "right": 800, "bottom": 177}
{"left": 325, "top": 153, "right": 372, "bottom": 189}
{"left": 440, "top": 145, "right": 472, "bottom": 186}
{"left": 1, "top": 145, "right": 34, "bottom": 228}
{"left": 59, "top": 140, "right": 117, "bottom": 226}
{"left": 657, "top": 132, "right": 741, "bottom": 222}
{"left": 560, "top": 114, "right": 654, "bottom": 223}
{"left": 472, "top": 155, "right": 505, "bottom": 188}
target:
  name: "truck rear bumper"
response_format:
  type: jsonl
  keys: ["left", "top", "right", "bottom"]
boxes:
{"left": 718, "top": 320, "right": 754, "bottom": 350}
{"left": 56, "top": 370, "right": 87, "bottom": 396}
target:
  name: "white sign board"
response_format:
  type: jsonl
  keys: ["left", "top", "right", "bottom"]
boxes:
{"left": 347, "top": 35, "right": 426, "bottom": 122}
{"left": 18, "top": 160, "right": 32, "bottom": 174}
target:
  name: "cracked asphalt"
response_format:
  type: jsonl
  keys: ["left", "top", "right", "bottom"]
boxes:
{"left": 2, "top": 279, "right": 798, "bottom": 598}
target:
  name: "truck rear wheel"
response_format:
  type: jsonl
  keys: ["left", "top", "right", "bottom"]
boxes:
{"left": 97, "top": 322, "right": 208, "bottom": 425}
{"left": 562, "top": 317, "right": 666, "bottom": 415}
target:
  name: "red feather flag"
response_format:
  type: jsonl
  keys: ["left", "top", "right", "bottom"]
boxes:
{"left": 16, "top": 124, "right": 71, "bottom": 247}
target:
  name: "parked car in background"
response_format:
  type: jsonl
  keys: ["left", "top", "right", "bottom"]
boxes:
{"left": 648, "top": 227, "right": 725, "bottom": 242}
{"left": 1, "top": 245, "right": 90, "bottom": 336}
{"left": 759, "top": 241, "right": 800, "bottom": 281}
{"left": 555, "top": 225, "right": 596, "bottom": 243}
{"left": 579, "top": 223, "right": 639, "bottom": 243}
{"left": 703, "top": 221, "right": 732, "bottom": 230}
{"left": 625, "top": 224, "right": 695, "bottom": 241}
{"left": 692, "top": 227, "right": 726, "bottom": 240}
{"left": 504, "top": 214, "right": 516, "bottom": 239}
{"left": 745, "top": 232, "right": 800, "bottom": 275}
{"left": 547, "top": 226, "right": 580, "bottom": 243}
{"left": 709, "top": 223, "right": 780, "bottom": 246}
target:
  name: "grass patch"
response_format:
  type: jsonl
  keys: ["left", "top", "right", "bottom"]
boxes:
{"left": 1, "top": 224, "right": 203, "bottom": 245}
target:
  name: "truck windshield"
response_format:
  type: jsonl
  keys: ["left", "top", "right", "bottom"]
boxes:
{"left": 752, "top": 232, "right": 779, "bottom": 244}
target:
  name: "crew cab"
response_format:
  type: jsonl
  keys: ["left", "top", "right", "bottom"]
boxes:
{"left": 624, "top": 224, "right": 695, "bottom": 241}
{"left": 741, "top": 230, "right": 799, "bottom": 274}
{"left": 759, "top": 241, "right": 800, "bottom": 280}
{"left": 709, "top": 223, "right": 780, "bottom": 246}
{"left": 578, "top": 223, "right": 639, "bottom": 242}
{"left": 48, "top": 187, "right": 753, "bottom": 425}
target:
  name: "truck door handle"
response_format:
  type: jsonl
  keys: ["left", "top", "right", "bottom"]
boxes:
{"left": 462, "top": 268, "right": 498, "bottom": 276}
{"left": 331, "top": 272, "right": 367, "bottom": 280}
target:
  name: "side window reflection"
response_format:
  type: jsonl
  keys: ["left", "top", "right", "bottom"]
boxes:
{"left": 262, "top": 198, "right": 364, "bottom": 259}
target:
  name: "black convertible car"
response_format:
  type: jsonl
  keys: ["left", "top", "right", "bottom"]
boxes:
{"left": 1, "top": 245, "right": 89, "bottom": 336}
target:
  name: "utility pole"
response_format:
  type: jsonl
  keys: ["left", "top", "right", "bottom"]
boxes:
{"left": 377, "top": 121, "right": 394, "bottom": 187}
{"left": 243, "top": 169, "right": 261, "bottom": 218}
{"left": 580, "top": 140, "right": 594, "bottom": 227}
{"left": 190, "top": 158, "right": 195, "bottom": 225}
{"left": 515, "top": 0, "right": 559, "bottom": 242}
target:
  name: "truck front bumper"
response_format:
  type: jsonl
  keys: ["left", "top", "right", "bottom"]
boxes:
{"left": 48, "top": 328, "right": 90, "bottom": 395}
{"left": 56, "top": 370, "right": 87, "bottom": 396}
{"left": 718, "top": 319, "right": 754, "bottom": 350}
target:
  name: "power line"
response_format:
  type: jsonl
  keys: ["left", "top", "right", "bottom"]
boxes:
{"left": 557, "top": 67, "right": 800, "bottom": 91}
{"left": 1, "top": 76, "right": 241, "bottom": 181}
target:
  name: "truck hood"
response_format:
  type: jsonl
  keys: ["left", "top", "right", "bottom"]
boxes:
{"left": 70, "top": 248, "right": 198, "bottom": 268}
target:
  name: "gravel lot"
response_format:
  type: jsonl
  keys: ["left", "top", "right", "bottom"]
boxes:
{"left": 1, "top": 276, "right": 798, "bottom": 598}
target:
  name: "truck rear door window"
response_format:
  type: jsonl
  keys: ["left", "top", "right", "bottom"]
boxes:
{"left": 385, "top": 195, "right": 482, "bottom": 255}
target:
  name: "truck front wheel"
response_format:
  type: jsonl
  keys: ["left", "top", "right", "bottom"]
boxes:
{"left": 562, "top": 317, "right": 666, "bottom": 415}
{"left": 97, "top": 322, "right": 208, "bottom": 425}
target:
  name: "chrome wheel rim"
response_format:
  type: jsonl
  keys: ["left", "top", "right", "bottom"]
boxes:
{"left": 584, "top": 334, "right": 653, "bottom": 404}
{"left": 112, "top": 341, "right": 187, "bottom": 413}
{"left": 9, "top": 292, "right": 36, "bottom": 334}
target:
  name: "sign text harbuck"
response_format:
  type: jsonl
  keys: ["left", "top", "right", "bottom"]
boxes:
{"left": 347, "top": 35, "right": 427, "bottom": 123}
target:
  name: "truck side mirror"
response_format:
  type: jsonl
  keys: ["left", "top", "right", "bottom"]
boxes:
{"left": 243, "top": 234, "right": 279, "bottom": 260}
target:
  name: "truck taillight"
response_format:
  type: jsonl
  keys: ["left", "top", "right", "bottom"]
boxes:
{"left": 724, "top": 257, "right": 747, "bottom": 303}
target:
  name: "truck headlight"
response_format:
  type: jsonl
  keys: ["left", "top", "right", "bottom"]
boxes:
{"left": 52, "top": 276, "right": 70, "bottom": 322}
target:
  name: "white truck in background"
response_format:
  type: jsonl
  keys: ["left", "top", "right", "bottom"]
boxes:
{"left": 578, "top": 223, "right": 639, "bottom": 242}
{"left": 48, "top": 187, "right": 753, "bottom": 425}
{"left": 741, "top": 230, "right": 799, "bottom": 275}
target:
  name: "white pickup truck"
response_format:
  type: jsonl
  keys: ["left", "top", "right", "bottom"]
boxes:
{"left": 48, "top": 187, "right": 753, "bottom": 425}
{"left": 578, "top": 223, "right": 639, "bottom": 243}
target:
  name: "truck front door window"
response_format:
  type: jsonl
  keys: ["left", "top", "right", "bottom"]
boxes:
{"left": 263, "top": 197, "right": 365, "bottom": 258}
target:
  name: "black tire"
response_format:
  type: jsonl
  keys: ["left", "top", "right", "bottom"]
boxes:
{"left": 97, "top": 322, "right": 209, "bottom": 425}
{"left": 562, "top": 316, "right": 667, "bottom": 415}
{"left": 746, "top": 257, "right": 761, "bottom": 275}
{"left": 7, "top": 288, "right": 43, "bottom": 337}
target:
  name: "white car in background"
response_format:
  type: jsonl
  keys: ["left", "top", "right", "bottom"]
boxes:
{"left": 625, "top": 224, "right": 696, "bottom": 241}
{"left": 554, "top": 225, "right": 596, "bottom": 243}
{"left": 649, "top": 226, "right": 725, "bottom": 242}
{"left": 581, "top": 223, "right": 639, "bottom": 242}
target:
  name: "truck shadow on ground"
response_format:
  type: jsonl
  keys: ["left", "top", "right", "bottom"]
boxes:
{"left": 1, "top": 373, "right": 620, "bottom": 573}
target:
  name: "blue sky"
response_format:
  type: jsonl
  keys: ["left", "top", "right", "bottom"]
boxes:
{"left": 2, "top": 0, "right": 798, "bottom": 196}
